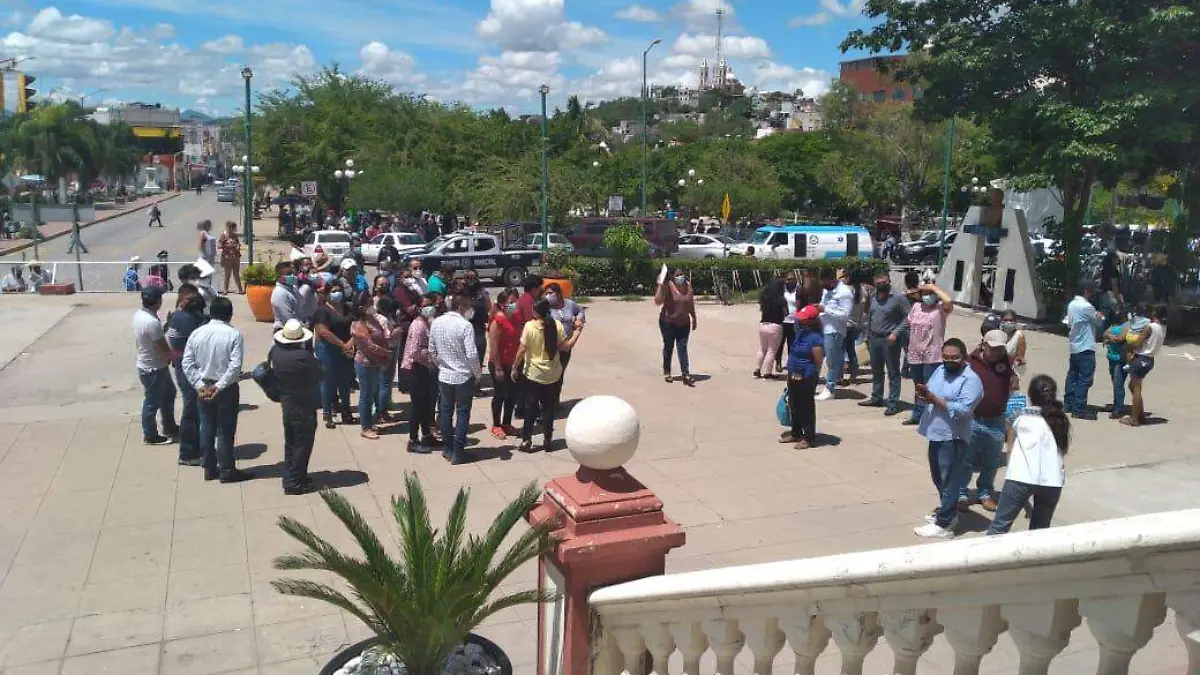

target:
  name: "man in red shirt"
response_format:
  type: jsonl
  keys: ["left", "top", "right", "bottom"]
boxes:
{"left": 961, "top": 329, "right": 1015, "bottom": 512}
{"left": 513, "top": 275, "right": 544, "bottom": 331}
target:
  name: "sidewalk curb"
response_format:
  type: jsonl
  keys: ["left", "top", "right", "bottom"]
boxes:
{"left": 1, "top": 193, "right": 181, "bottom": 257}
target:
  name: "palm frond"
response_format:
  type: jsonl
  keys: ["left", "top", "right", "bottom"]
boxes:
{"left": 471, "top": 588, "right": 558, "bottom": 626}
{"left": 318, "top": 489, "right": 399, "bottom": 579}
{"left": 271, "top": 578, "right": 386, "bottom": 635}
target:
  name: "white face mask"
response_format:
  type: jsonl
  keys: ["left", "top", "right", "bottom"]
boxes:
{"left": 464, "top": 308, "right": 476, "bottom": 321}
{"left": 420, "top": 305, "right": 437, "bottom": 319}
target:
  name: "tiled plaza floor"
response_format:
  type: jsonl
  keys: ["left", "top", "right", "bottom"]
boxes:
{"left": 0, "top": 294, "right": 1195, "bottom": 674}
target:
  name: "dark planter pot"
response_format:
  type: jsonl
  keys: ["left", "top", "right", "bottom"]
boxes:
{"left": 319, "top": 633, "right": 513, "bottom": 675}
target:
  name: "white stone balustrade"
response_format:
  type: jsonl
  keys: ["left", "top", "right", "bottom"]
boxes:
{"left": 588, "top": 509, "right": 1200, "bottom": 675}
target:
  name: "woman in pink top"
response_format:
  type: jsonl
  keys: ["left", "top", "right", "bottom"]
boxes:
{"left": 401, "top": 295, "right": 439, "bottom": 452}
{"left": 654, "top": 267, "right": 697, "bottom": 386}
{"left": 903, "top": 281, "right": 953, "bottom": 425}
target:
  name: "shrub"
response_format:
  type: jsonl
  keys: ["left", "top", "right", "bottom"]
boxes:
{"left": 568, "top": 255, "right": 889, "bottom": 297}
{"left": 241, "top": 262, "right": 276, "bottom": 286}
{"left": 602, "top": 222, "right": 653, "bottom": 286}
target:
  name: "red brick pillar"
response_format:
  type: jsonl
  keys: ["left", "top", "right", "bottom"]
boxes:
{"left": 525, "top": 396, "right": 686, "bottom": 675}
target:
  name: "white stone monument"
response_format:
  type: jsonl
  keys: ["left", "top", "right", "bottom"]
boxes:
{"left": 936, "top": 206, "right": 987, "bottom": 307}
{"left": 991, "top": 206, "right": 1046, "bottom": 319}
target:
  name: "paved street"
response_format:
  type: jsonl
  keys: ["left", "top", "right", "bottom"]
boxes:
{"left": 0, "top": 293, "right": 1194, "bottom": 674}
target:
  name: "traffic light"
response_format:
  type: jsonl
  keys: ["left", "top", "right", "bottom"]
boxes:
{"left": 17, "top": 72, "right": 35, "bottom": 113}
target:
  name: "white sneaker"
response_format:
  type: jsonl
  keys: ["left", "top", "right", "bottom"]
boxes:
{"left": 923, "top": 511, "right": 937, "bottom": 524}
{"left": 815, "top": 389, "right": 834, "bottom": 402}
{"left": 914, "top": 521, "right": 954, "bottom": 538}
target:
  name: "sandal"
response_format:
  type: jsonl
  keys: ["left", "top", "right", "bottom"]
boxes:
{"left": 682, "top": 375, "right": 695, "bottom": 387}
{"left": 517, "top": 439, "right": 534, "bottom": 453}
{"left": 361, "top": 429, "right": 380, "bottom": 440}
{"left": 779, "top": 432, "right": 796, "bottom": 444}
{"left": 794, "top": 440, "right": 810, "bottom": 450}
{"left": 664, "top": 374, "right": 673, "bottom": 383}
{"left": 490, "top": 426, "right": 507, "bottom": 440}
{"left": 1119, "top": 416, "right": 1139, "bottom": 427}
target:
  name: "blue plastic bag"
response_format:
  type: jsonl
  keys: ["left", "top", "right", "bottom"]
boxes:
{"left": 776, "top": 388, "right": 791, "bottom": 427}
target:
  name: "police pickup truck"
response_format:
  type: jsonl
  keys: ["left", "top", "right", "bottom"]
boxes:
{"left": 403, "top": 231, "right": 543, "bottom": 287}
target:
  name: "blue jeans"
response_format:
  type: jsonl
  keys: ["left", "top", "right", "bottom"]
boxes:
{"left": 172, "top": 361, "right": 199, "bottom": 460}
{"left": 138, "top": 367, "right": 177, "bottom": 439}
{"left": 962, "top": 416, "right": 1005, "bottom": 502}
{"left": 986, "top": 480, "right": 1063, "bottom": 534}
{"left": 907, "top": 362, "right": 940, "bottom": 424}
{"left": 198, "top": 383, "right": 239, "bottom": 474}
{"left": 315, "top": 341, "right": 353, "bottom": 416}
{"left": 928, "top": 439, "right": 971, "bottom": 528}
{"left": 659, "top": 319, "right": 691, "bottom": 377}
{"left": 355, "top": 362, "right": 383, "bottom": 430}
{"left": 823, "top": 332, "right": 845, "bottom": 391}
{"left": 439, "top": 378, "right": 476, "bottom": 461}
{"left": 1108, "top": 359, "right": 1127, "bottom": 416}
{"left": 842, "top": 328, "right": 861, "bottom": 380}
{"left": 1065, "top": 350, "right": 1096, "bottom": 414}
{"left": 868, "top": 336, "right": 902, "bottom": 406}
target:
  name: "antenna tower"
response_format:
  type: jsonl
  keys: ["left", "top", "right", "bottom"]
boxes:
{"left": 714, "top": 4, "right": 724, "bottom": 86}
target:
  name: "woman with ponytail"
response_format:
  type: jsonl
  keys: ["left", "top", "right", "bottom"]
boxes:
{"left": 986, "top": 374, "right": 1070, "bottom": 534}
{"left": 513, "top": 299, "right": 584, "bottom": 453}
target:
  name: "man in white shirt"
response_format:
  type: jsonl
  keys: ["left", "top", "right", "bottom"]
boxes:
{"left": 182, "top": 296, "right": 249, "bottom": 482}
{"left": 271, "top": 261, "right": 301, "bottom": 330}
{"left": 429, "top": 294, "right": 482, "bottom": 465}
{"left": 133, "top": 286, "right": 179, "bottom": 445}
{"left": 816, "top": 267, "right": 854, "bottom": 401}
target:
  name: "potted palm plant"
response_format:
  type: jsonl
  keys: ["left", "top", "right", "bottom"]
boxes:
{"left": 273, "top": 473, "right": 556, "bottom": 675}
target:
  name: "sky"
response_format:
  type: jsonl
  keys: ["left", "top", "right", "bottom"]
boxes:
{"left": 0, "top": 0, "right": 875, "bottom": 116}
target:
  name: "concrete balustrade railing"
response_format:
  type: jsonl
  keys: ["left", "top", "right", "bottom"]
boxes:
{"left": 588, "top": 509, "right": 1200, "bottom": 675}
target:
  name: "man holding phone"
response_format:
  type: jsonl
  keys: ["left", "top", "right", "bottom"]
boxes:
{"left": 913, "top": 338, "right": 983, "bottom": 539}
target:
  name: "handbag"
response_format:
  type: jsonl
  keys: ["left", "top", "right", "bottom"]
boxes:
{"left": 253, "top": 360, "right": 281, "bottom": 402}
{"left": 776, "top": 387, "right": 791, "bottom": 427}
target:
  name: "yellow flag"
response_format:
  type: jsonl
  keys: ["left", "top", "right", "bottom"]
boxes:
{"left": 721, "top": 193, "right": 732, "bottom": 222}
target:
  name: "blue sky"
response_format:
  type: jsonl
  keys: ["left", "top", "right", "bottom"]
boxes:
{"left": 1, "top": 0, "right": 874, "bottom": 115}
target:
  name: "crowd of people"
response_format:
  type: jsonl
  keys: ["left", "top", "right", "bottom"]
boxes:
{"left": 747, "top": 263, "right": 1167, "bottom": 539}
{"left": 133, "top": 241, "right": 586, "bottom": 494}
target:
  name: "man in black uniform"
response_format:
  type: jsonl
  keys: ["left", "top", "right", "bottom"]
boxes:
{"left": 269, "top": 319, "right": 323, "bottom": 495}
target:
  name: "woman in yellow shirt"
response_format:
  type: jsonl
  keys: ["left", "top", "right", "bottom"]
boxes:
{"left": 514, "top": 299, "right": 584, "bottom": 452}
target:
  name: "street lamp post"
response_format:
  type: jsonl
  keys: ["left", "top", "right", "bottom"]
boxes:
{"left": 333, "top": 159, "right": 357, "bottom": 221}
{"left": 241, "top": 66, "right": 255, "bottom": 261}
{"left": 936, "top": 117, "right": 956, "bottom": 268}
{"left": 642, "top": 38, "right": 662, "bottom": 217}
{"left": 538, "top": 84, "right": 550, "bottom": 254}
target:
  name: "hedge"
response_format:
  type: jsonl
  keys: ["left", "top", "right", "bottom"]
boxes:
{"left": 564, "top": 256, "right": 889, "bottom": 297}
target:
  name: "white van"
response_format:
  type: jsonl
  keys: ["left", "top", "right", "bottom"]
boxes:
{"left": 728, "top": 225, "right": 875, "bottom": 261}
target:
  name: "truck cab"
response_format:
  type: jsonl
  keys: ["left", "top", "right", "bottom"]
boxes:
{"left": 406, "top": 232, "right": 542, "bottom": 286}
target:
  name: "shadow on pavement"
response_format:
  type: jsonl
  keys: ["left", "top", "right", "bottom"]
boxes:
{"left": 235, "top": 442, "right": 268, "bottom": 460}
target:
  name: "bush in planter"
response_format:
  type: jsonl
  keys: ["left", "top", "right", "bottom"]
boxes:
{"left": 241, "top": 262, "right": 276, "bottom": 286}
{"left": 272, "top": 473, "right": 556, "bottom": 675}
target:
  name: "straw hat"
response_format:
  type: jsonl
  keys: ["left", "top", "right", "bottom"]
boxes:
{"left": 273, "top": 319, "right": 313, "bottom": 345}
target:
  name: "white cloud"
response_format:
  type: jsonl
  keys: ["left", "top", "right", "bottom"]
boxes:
{"left": 150, "top": 23, "right": 175, "bottom": 39}
{"left": 358, "top": 41, "right": 426, "bottom": 89}
{"left": 433, "top": 50, "right": 565, "bottom": 107}
{"left": 789, "top": 12, "right": 831, "bottom": 27}
{"left": 614, "top": 4, "right": 661, "bottom": 22}
{"left": 25, "top": 7, "right": 114, "bottom": 43}
{"left": 750, "top": 62, "right": 833, "bottom": 96}
{"left": 672, "top": 32, "right": 770, "bottom": 60}
{"left": 672, "top": 0, "right": 734, "bottom": 30}
{"left": 571, "top": 56, "right": 642, "bottom": 101}
{"left": 200, "top": 34, "right": 243, "bottom": 53}
{"left": 477, "top": 0, "right": 607, "bottom": 52}
{"left": 821, "top": 0, "right": 866, "bottom": 17}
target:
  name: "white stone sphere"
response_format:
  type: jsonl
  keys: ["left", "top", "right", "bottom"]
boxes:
{"left": 565, "top": 396, "right": 640, "bottom": 470}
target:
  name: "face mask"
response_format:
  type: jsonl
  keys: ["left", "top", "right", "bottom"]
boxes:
{"left": 412, "top": 269, "right": 424, "bottom": 278}
{"left": 282, "top": 274, "right": 297, "bottom": 287}
{"left": 546, "top": 293, "right": 558, "bottom": 304}
{"left": 420, "top": 305, "right": 437, "bottom": 319}
{"left": 943, "top": 361, "right": 963, "bottom": 373}
{"left": 876, "top": 283, "right": 891, "bottom": 295}
{"left": 376, "top": 287, "right": 388, "bottom": 295}
{"left": 506, "top": 302, "right": 518, "bottom": 313}
{"left": 785, "top": 282, "right": 797, "bottom": 291}
{"left": 329, "top": 291, "right": 344, "bottom": 304}
{"left": 921, "top": 295, "right": 937, "bottom": 307}
{"left": 674, "top": 276, "right": 687, "bottom": 286}
{"left": 1000, "top": 321, "right": 1017, "bottom": 333}
{"left": 464, "top": 308, "right": 476, "bottom": 321}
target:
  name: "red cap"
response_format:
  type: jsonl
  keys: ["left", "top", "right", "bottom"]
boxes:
{"left": 796, "top": 304, "right": 820, "bottom": 322}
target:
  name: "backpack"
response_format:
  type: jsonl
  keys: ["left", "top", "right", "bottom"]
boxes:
{"left": 252, "top": 359, "right": 281, "bottom": 402}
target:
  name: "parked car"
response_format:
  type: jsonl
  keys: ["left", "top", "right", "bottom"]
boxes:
{"left": 729, "top": 225, "right": 875, "bottom": 261}
{"left": 215, "top": 186, "right": 236, "bottom": 203}
{"left": 568, "top": 218, "right": 680, "bottom": 256}
{"left": 525, "top": 233, "right": 575, "bottom": 252}
{"left": 403, "top": 232, "right": 543, "bottom": 286}
{"left": 303, "top": 230, "right": 355, "bottom": 266}
{"left": 360, "top": 232, "right": 427, "bottom": 264}
{"left": 676, "top": 233, "right": 734, "bottom": 259}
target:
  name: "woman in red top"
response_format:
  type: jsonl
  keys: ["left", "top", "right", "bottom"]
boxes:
{"left": 487, "top": 287, "right": 522, "bottom": 439}
{"left": 217, "top": 221, "right": 243, "bottom": 295}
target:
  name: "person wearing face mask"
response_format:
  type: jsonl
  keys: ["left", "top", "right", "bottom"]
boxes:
{"left": 654, "top": 268, "right": 697, "bottom": 386}
{"left": 1, "top": 265, "right": 27, "bottom": 293}
{"left": 312, "top": 279, "right": 357, "bottom": 428}
{"left": 374, "top": 294, "right": 405, "bottom": 419}
{"left": 464, "top": 271, "right": 492, "bottom": 368}
{"left": 860, "top": 271, "right": 911, "bottom": 415}
{"left": 902, "top": 281, "right": 953, "bottom": 425}
{"left": 784, "top": 305, "right": 826, "bottom": 449}
{"left": 815, "top": 267, "right": 854, "bottom": 401}
{"left": 429, "top": 295, "right": 483, "bottom": 464}
{"left": 912, "top": 338, "right": 983, "bottom": 539}
{"left": 271, "top": 261, "right": 301, "bottom": 330}
{"left": 513, "top": 299, "right": 584, "bottom": 453}
{"left": 178, "top": 264, "right": 217, "bottom": 309}
{"left": 25, "top": 261, "right": 50, "bottom": 293}
{"left": 350, "top": 301, "right": 393, "bottom": 440}
{"left": 755, "top": 273, "right": 788, "bottom": 380}
{"left": 408, "top": 259, "right": 429, "bottom": 294}
{"left": 958, "top": 330, "right": 1015, "bottom": 512}
{"left": 546, "top": 282, "right": 584, "bottom": 407}
{"left": 776, "top": 272, "right": 800, "bottom": 372}
{"left": 487, "top": 288, "right": 522, "bottom": 440}
{"left": 401, "top": 294, "right": 441, "bottom": 452}
{"left": 167, "top": 283, "right": 208, "bottom": 465}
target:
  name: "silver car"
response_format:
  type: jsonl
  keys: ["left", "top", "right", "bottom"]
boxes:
{"left": 676, "top": 233, "right": 733, "bottom": 259}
